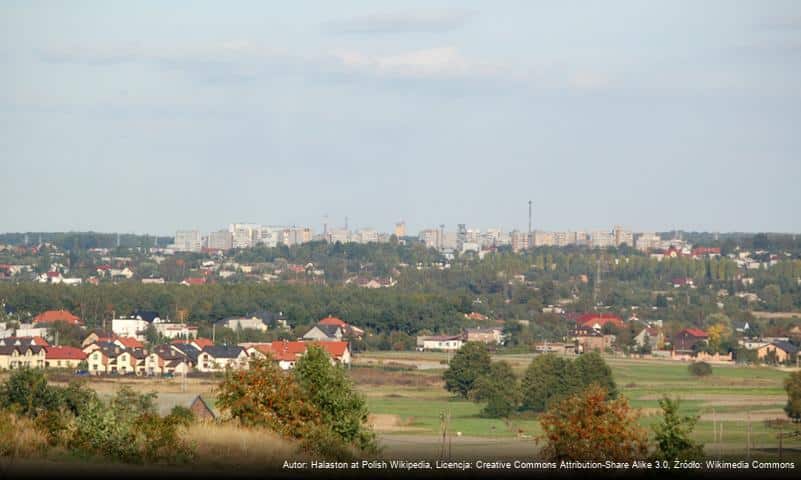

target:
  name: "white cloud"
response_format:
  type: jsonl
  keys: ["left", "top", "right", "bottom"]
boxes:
{"left": 332, "top": 46, "right": 500, "bottom": 79}
{"left": 324, "top": 8, "right": 475, "bottom": 34}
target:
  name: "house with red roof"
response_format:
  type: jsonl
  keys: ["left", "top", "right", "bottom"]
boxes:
{"left": 244, "top": 340, "right": 351, "bottom": 370}
{"left": 673, "top": 328, "right": 709, "bottom": 353}
{"left": 304, "top": 316, "right": 364, "bottom": 340}
{"left": 190, "top": 338, "right": 214, "bottom": 350}
{"left": 181, "top": 277, "right": 207, "bottom": 286}
{"left": 576, "top": 313, "right": 625, "bottom": 332}
{"left": 45, "top": 346, "right": 87, "bottom": 369}
{"left": 114, "top": 337, "right": 144, "bottom": 350}
{"left": 32, "top": 309, "right": 82, "bottom": 326}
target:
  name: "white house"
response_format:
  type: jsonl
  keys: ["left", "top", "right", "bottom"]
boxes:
{"left": 111, "top": 310, "right": 162, "bottom": 341}
{"left": 417, "top": 335, "right": 464, "bottom": 352}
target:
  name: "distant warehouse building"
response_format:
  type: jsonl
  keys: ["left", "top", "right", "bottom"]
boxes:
{"left": 416, "top": 335, "right": 463, "bottom": 352}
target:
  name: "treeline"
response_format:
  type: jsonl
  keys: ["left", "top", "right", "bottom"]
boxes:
{"left": 0, "top": 282, "right": 468, "bottom": 334}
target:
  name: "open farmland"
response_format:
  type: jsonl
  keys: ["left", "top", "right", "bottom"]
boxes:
{"left": 355, "top": 351, "right": 801, "bottom": 460}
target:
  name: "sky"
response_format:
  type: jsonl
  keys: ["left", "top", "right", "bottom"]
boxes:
{"left": 1, "top": 1, "right": 800, "bottom": 236}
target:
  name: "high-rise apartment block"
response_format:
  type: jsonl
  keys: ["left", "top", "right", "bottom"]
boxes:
{"left": 173, "top": 230, "right": 202, "bottom": 252}
{"left": 207, "top": 230, "right": 233, "bottom": 250}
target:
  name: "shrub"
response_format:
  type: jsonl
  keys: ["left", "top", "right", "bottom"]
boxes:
{"left": 651, "top": 396, "right": 704, "bottom": 460}
{"left": 688, "top": 362, "right": 712, "bottom": 377}
{"left": 538, "top": 385, "right": 648, "bottom": 461}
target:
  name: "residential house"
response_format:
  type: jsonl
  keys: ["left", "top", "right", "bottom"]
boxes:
{"left": 416, "top": 335, "right": 464, "bottom": 352}
{"left": 464, "top": 327, "right": 505, "bottom": 345}
{"left": 81, "top": 330, "right": 117, "bottom": 348}
{"left": 0, "top": 344, "right": 46, "bottom": 370}
{"left": 755, "top": 341, "right": 799, "bottom": 364}
{"left": 45, "top": 346, "right": 87, "bottom": 369}
{"left": 216, "top": 315, "right": 269, "bottom": 333}
{"left": 32, "top": 309, "right": 82, "bottom": 326}
{"left": 154, "top": 322, "right": 198, "bottom": 340}
{"left": 111, "top": 310, "right": 162, "bottom": 340}
{"left": 85, "top": 342, "right": 124, "bottom": 375}
{"left": 197, "top": 346, "right": 248, "bottom": 372}
{"left": 673, "top": 328, "right": 709, "bottom": 353}
{"left": 575, "top": 313, "right": 625, "bottom": 332}
{"left": 573, "top": 327, "right": 615, "bottom": 353}
{"left": 245, "top": 340, "right": 351, "bottom": 370}
{"left": 633, "top": 327, "right": 664, "bottom": 350}
{"left": 15, "top": 323, "right": 50, "bottom": 339}
{"left": 303, "top": 316, "right": 364, "bottom": 341}
{"left": 0, "top": 336, "right": 50, "bottom": 348}
{"left": 303, "top": 323, "right": 343, "bottom": 341}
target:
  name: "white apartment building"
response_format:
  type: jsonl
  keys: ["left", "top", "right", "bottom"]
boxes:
{"left": 281, "top": 227, "right": 312, "bottom": 246}
{"left": 326, "top": 228, "right": 350, "bottom": 244}
{"left": 532, "top": 231, "right": 555, "bottom": 247}
{"left": 635, "top": 233, "right": 661, "bottom": 252}
{"left": 613, "top": 226, "right": 634, "bottom": 247}
{"left": 173, "top": 230, "right": 202, "bottom": 252}
{"left": 591, "top": 231, "right": 616, "bottom": 248}
{"left": 354, "top": 229, "right": 379, "bottom": 244}
{"left": 229, "top": 223, "right": 259, "bottom": 249}
{"left": 510, "top": 230, "right": 530, "bottom": 252}
{"left": 207, "top": 230, "right": 233, "bottom": 250}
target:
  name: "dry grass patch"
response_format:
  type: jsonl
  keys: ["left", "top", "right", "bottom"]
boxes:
{"left": 187, "top": 422, "right": 298, "bottom": 468}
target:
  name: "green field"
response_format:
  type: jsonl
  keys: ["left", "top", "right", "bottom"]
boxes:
{"left": 355, "top": 352, "right": 801, "bottom": 460}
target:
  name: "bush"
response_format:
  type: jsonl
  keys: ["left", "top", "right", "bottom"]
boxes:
{"left": 539, "top": 385, "right": 648, "bottom": 461}
{"left": 688, "top": 362, "right": 712, "bottom": 377}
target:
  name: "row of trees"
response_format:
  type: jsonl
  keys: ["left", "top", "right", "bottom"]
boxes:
{"left": 442, "top": 343, "right": 617, "bottom": 418}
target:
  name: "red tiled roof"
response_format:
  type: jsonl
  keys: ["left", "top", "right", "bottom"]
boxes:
{"left": 33, "top": 310, "right": 82, "bottom": 325}
{"left": 46, "top": 346, "right": 87, "bottom": 360}
{"left": 255, "top": 340, "right": 349, "bottom": 360}
{"left": 192, "top": 338, "right": 214, "bottom": 349}
{"left": 183, "top": 277, "right": 207, "bottom": 285}
{"left": 2, "top": 336, "right": 51, "bottom": 347}
{"left": 116, "top": 337, "right": 143, "bottom": 349}
{"left": 577, "top": 313, "right": 625, "bottom": 329}
{"left": 319, "top": 316, "right": 347, "bottom": 327}
{"left": 681, "top": 328, "right": 708, "bottom": 338}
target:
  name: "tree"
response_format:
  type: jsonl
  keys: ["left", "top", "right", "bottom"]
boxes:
{"left": 0, "top": 368, "right": 61, "bottom": 417}
{"left": 538, "top": 385, "right": 648, "bottom": 461}
{"left": 520, "top": 354, "right": 576, "bottom": 412}
{"left": 442, "top": 342, "right": 491, "bottom": 398}
{"left": 785, "top": 370, "right": 801, "bottom": 422}
{"left": 216, "top": 358, "right": 322, "bottom": 439}
{"left": 652, "top": 397, "right": 704, "bottom": 460}
{"left": 294, "top": 345, "right": 377, "bottom": 453}
{"left": 470, "top": 361, "right": 520, "bottom": 418}
{"left": 573, "top": 351, "right": 618, "bottom": 399}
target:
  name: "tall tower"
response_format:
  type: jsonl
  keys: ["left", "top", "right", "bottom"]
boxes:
{"left": 439, "top": 224, "right": 445, "bottom": 251}
{"left": 528, "top": 200, "right": 532, "bottom": 235}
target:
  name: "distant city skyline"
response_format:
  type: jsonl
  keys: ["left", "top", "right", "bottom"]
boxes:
{"left": 2, "top": 1, "right": 800, "bottom": 234}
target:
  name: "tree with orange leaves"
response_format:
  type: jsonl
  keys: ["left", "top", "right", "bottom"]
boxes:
{"left": 538, "top": 384, "right": 648, "bottom": 462}
{"left": 216, "top": 358, "right": 321, "bottom": 440}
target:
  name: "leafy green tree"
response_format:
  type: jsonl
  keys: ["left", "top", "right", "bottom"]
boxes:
{"left": 442, "top": 342, "right": 491, "bottom": 398}
{"left": 294, "top": 345, "right": 377, "bottom": 453}
{"left": 470, "top": 361, "right": 520, "bottom": 418}
{"left": 573, "top": 351, "right": 618, "bottom": 399}
{"left": 520, "top": 354, "right": 576, "bottom": 412}
{"left": 785, "top": 370, "right": 801, "bottom": 422}
{"left": 652, "top": 397, "right": 704, "bottom": 460}
{"left": 0, "top": 368, "right": 61, "bottom": 417}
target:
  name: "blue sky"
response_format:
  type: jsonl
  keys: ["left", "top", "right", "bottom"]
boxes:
{"left": 2, "top": 1, "right": 800, "bottom": 235}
